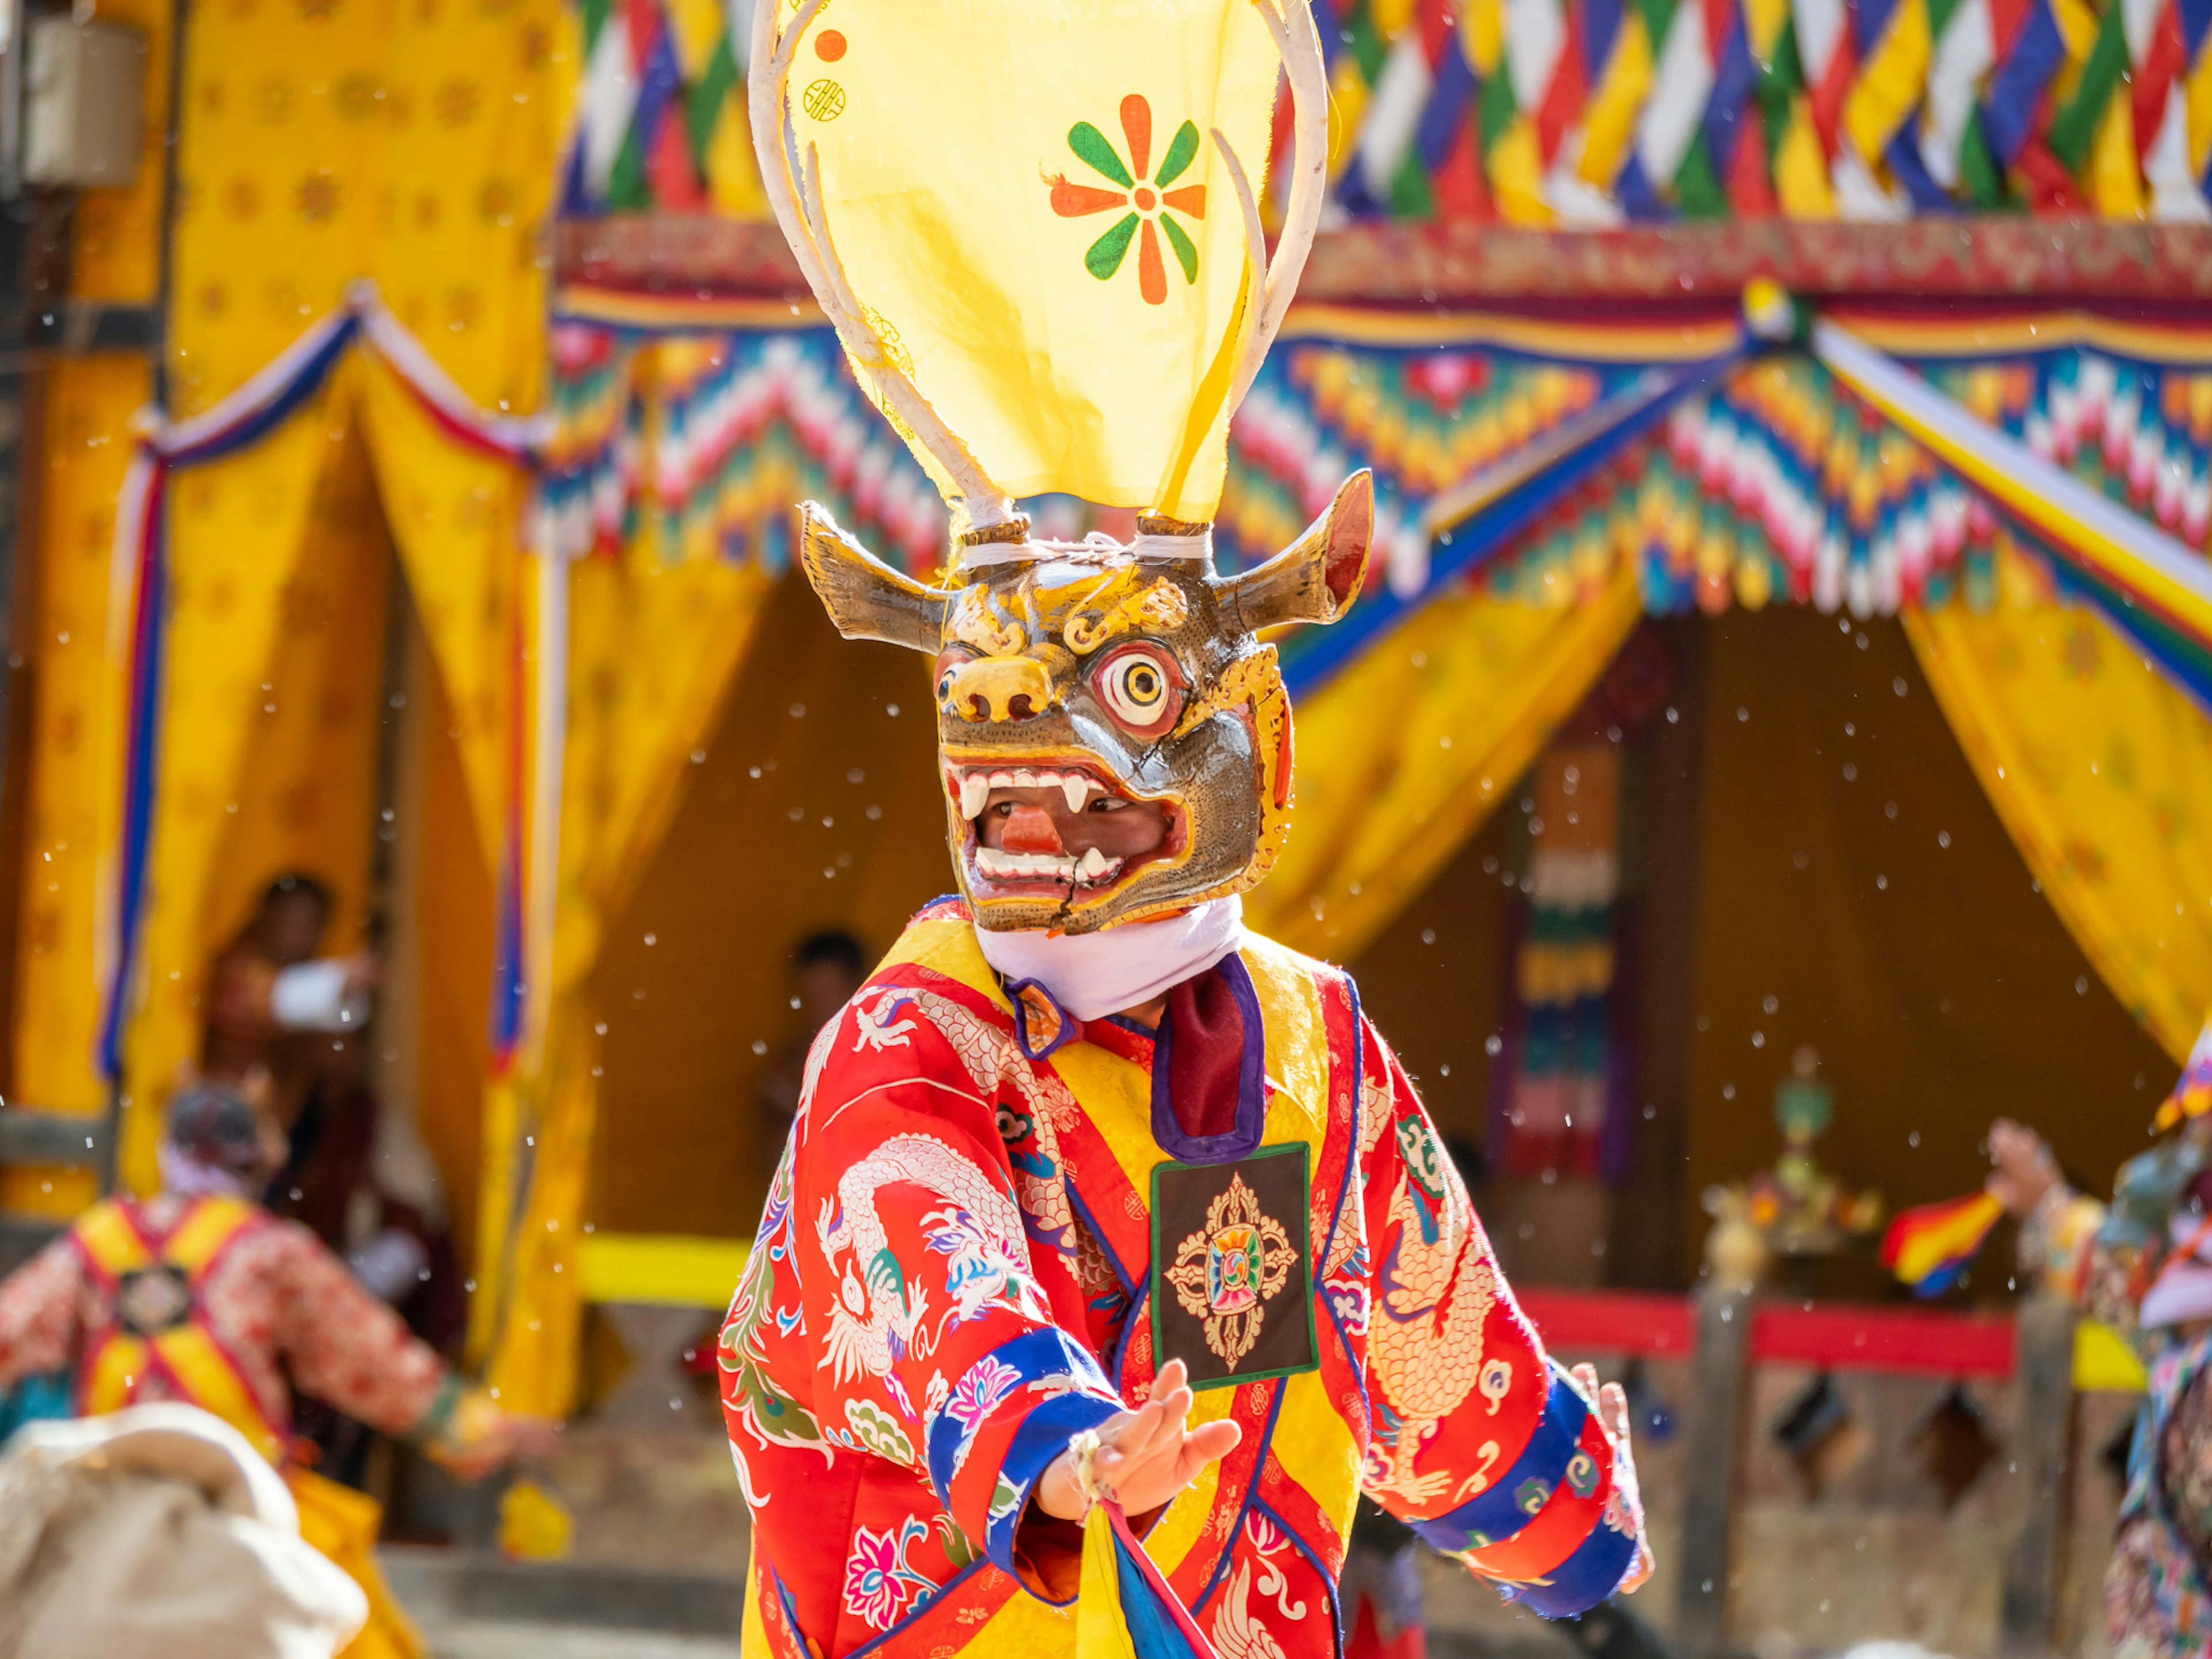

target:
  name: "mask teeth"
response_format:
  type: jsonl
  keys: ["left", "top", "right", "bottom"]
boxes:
{"left": 955, "top": 765, "right": 1107, "bottom": 822}
{"left": 1075, "top": 847, "right": 1122, "bottom": 884}
{"left": 976, "top": 846, "right": 1078, "bottom": 881}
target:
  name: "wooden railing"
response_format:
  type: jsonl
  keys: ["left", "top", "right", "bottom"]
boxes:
{"left": 1518, "top": 1285, "right": 2112, "bottom": 1658}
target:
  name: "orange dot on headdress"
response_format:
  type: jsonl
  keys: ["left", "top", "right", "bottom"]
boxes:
{"left": 815, "top": 29, "right": 847, "bottom": 61}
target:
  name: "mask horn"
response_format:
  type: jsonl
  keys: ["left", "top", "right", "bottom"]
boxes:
{"left": 797, "top": 502, "right": 952, "bottom": 654}
{"left": 1219, "top": 470, "right": 1373, "bottom": 634}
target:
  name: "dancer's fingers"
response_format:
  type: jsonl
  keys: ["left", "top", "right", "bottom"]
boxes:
{"left": 1600, "top": 1381, "right": 1631, "bottom": 1444}
{"left": 1183, "top": 1418, "right": 1242, "bottom": 1469}
{"left": 1132, "top": 1389, "right": 1190, "bottom": 1464}
{"left": 1112, "top": 1395, "right": 1168, "bottom": 1456}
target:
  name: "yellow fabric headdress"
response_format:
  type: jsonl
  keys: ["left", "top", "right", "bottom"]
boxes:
{"left": 749, "top": 0, "right": 1328, "bottom": 539}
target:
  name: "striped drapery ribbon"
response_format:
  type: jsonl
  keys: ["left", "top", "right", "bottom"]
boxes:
{"left": 1812, "top": 311, "right": 2212, "bottom": 706}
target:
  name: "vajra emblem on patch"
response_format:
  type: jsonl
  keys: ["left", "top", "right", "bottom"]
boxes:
{"left": 1150, "top": 1143, "right": 1316, "bottom": 1390}
{"left": 115, "top": 1264, "right": 194, "bottom": 1338}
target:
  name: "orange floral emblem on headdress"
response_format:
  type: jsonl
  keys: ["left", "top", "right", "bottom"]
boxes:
{"left": 1048, "top": 94, "right": 1208, "bottom": 305}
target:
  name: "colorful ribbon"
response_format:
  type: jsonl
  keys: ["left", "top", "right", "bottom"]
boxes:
{"left": 1075, "top": 1495, "right": 1222, "bottom": 1659}
{"left": 1880, "top": 1189, "right": 2005, "bottom": 1296}
{"left": 1812, "top": 313, "right": 2212, "bottom": 709}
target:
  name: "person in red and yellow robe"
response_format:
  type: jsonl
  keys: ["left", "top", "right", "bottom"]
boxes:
{"left": 722, "top": 895, "right": 1652, "bottom": 1659}
{"left": 0, "top": 1082, "right": 554, "bottom": 1658}
{"left": 724, "top": 3, "right": 1654, "bottom": 1652}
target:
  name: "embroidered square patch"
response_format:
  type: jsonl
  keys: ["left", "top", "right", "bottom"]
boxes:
{"left": 1149, "top": 1142, "right": 1316, "bottom": 1391}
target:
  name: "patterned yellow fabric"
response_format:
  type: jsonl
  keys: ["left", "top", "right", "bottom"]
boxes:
{"left": 107, "top": 0, "right": 565, "bottom": 1191}
{"left": 1903, "top": 548, "right": 2212, "bottom": 1063}
{"left": 206, "top": 429, "right": 388, "bottom": 965}
{"left": 1244, "top": 563, "right": 1645, "bottom": 960}
{"left": 794, "top": 0, "right": 1278, "bottom": 518}
{"left": 6, "top": 358, "right": 147, "bottom": 1218}
{"left": 118, "top": 370, "right": 382, "bottom": 1191}
{"left": 358, "top": 360, "right": 529, "bottom": 864}
{"left": 165, "top": 0, "right": 558, "bottom": 419}
{"left": 475, "top": 537, "right": 776, "bottom": 1410}
{"left": 2, "top": 0, "right": 168, "bottom": 1198}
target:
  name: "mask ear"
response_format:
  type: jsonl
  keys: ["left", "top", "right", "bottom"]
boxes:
{"left": 797, "top": 502, "right": 952, "bottom": 654}
{"left": 1217, "top": 470, "right": 1372, "bottom": 634}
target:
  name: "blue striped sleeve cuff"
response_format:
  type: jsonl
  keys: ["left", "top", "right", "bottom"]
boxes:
{"left": 923, "top": 1327, "right": 1122, "bottom": 1588}
{"left": 1513, "top": 1521, "right": 1639, "bottom": 1619}
{"left": 1410, "top": 1365, "right": 1587, "bottom": 1554}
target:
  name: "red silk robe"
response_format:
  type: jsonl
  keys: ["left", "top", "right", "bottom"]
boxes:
{"left": 719, "top": 901, "right": 1639, "bottom": 1659}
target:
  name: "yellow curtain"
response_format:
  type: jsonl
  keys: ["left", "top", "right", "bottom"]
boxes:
{"left": 1245, "top": 564, "right": 1643, "bottom": 960}
{"left": 476, "top": 525, "right": 777, "bottom": 1412}
{"left": 117, "top": 381, "right": 353, "bottom": 1186}
{"left": 1904, "top": 546, "right": 2212, "bottom": 1063}
{"left": 112, "top": 0, "right": 564, "bottom": 1192}
{"left": 7, "top": 0, "right": 172, "bottom": 1210}
{"left": 5, "top": 358, "right": 149, "bottom": 1218}
{"left": 198, "top": 422, "right": 391, "bottom": 990}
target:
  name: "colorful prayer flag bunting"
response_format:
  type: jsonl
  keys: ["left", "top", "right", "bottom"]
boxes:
{"left": 563, "top": 0, "right": 2212, "bottom": 222}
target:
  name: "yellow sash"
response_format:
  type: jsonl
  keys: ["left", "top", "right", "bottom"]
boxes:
{"left": 882, "top": 916, "right": 1365, "bottom": 1641}
{"left": 290, "top": 1467, "right": 427, "bottom": 1659}
{"left": 72, "top": 1196, "right": 289, "bottom": 1463}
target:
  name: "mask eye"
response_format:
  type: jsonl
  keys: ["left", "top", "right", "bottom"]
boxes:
{"left": 933, "top": 648, "right": 975, "bottom": 708}
{"left": 1090, "top": 642, "right": 1182, "bottom": 738}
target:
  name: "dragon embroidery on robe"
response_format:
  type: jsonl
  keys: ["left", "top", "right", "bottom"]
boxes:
{"left": 1365, "top": 1115, "right": 1504, "bottom": 1508}
{"left": 818, "top": 1132, "right": 1048, "bottom": 1387}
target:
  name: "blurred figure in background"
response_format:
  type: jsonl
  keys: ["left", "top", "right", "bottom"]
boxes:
{"left": 755, "top": 927, "right": 868, "bottom": 1175}
{"left": 206, "top": 874, "right": 378, "bottom": 1135}
{"left": 0, "top": 1081, "right": 554, "bottom": 1659}
{"left": 266, "top": 1028, "right": 465, "bottom": 1487}
{"left": 266, "top": 1031, "right": 461, "bottom": 1352}
{"left": 1987, "top": 1113, "right": 2212, "bottom": 1658}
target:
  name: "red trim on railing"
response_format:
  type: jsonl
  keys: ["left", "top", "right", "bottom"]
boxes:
{"left": 1750, "top": 1303, "right": 2016, "bottom": 1378}
{"left": 1517, "top": 1289, "right": 1696, "bottom": 1357}
{"left": 1516, "top": 1287, "right": 2019, "bottom": 1378}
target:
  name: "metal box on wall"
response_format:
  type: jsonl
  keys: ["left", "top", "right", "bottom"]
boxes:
{"left": 22, "top": 17, "right": 145, "bottom": 190}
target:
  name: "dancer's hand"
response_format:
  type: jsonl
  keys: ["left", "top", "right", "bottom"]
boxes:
{"left": 1034, "top": 1358, "right": 1241, "bottom": 1520}
{"left": 430, "top": 1399, "right": 563, "bottom": 1482}
{"left": 1573, "top": 1363, "right": 1655, "bottom": 1596}
{"left": 1986, "top": 1118, "right": 2059, "bottom": 1217}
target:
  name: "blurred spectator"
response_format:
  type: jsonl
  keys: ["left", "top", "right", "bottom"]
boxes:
{"left": 757, "top": 929, "right": 869, "bottom": 1175}
{"left": 1987, "top": 1113, "right": 2212, "bottom": 1655}
{"left": 0, "top": 1081, "right": 556, "bottom": 1658}
{"left": 205, "top": 874, "right": 378, "bottom": 1135}
{"left": 1341, "top": 1501, "right": 1424, "bottom": 1659}
{"left": 266, "top": 1028, "right": 465, "bottom": 1489}
{"left": 266, "top": 1032, "right": 461, "bottom": 1350}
